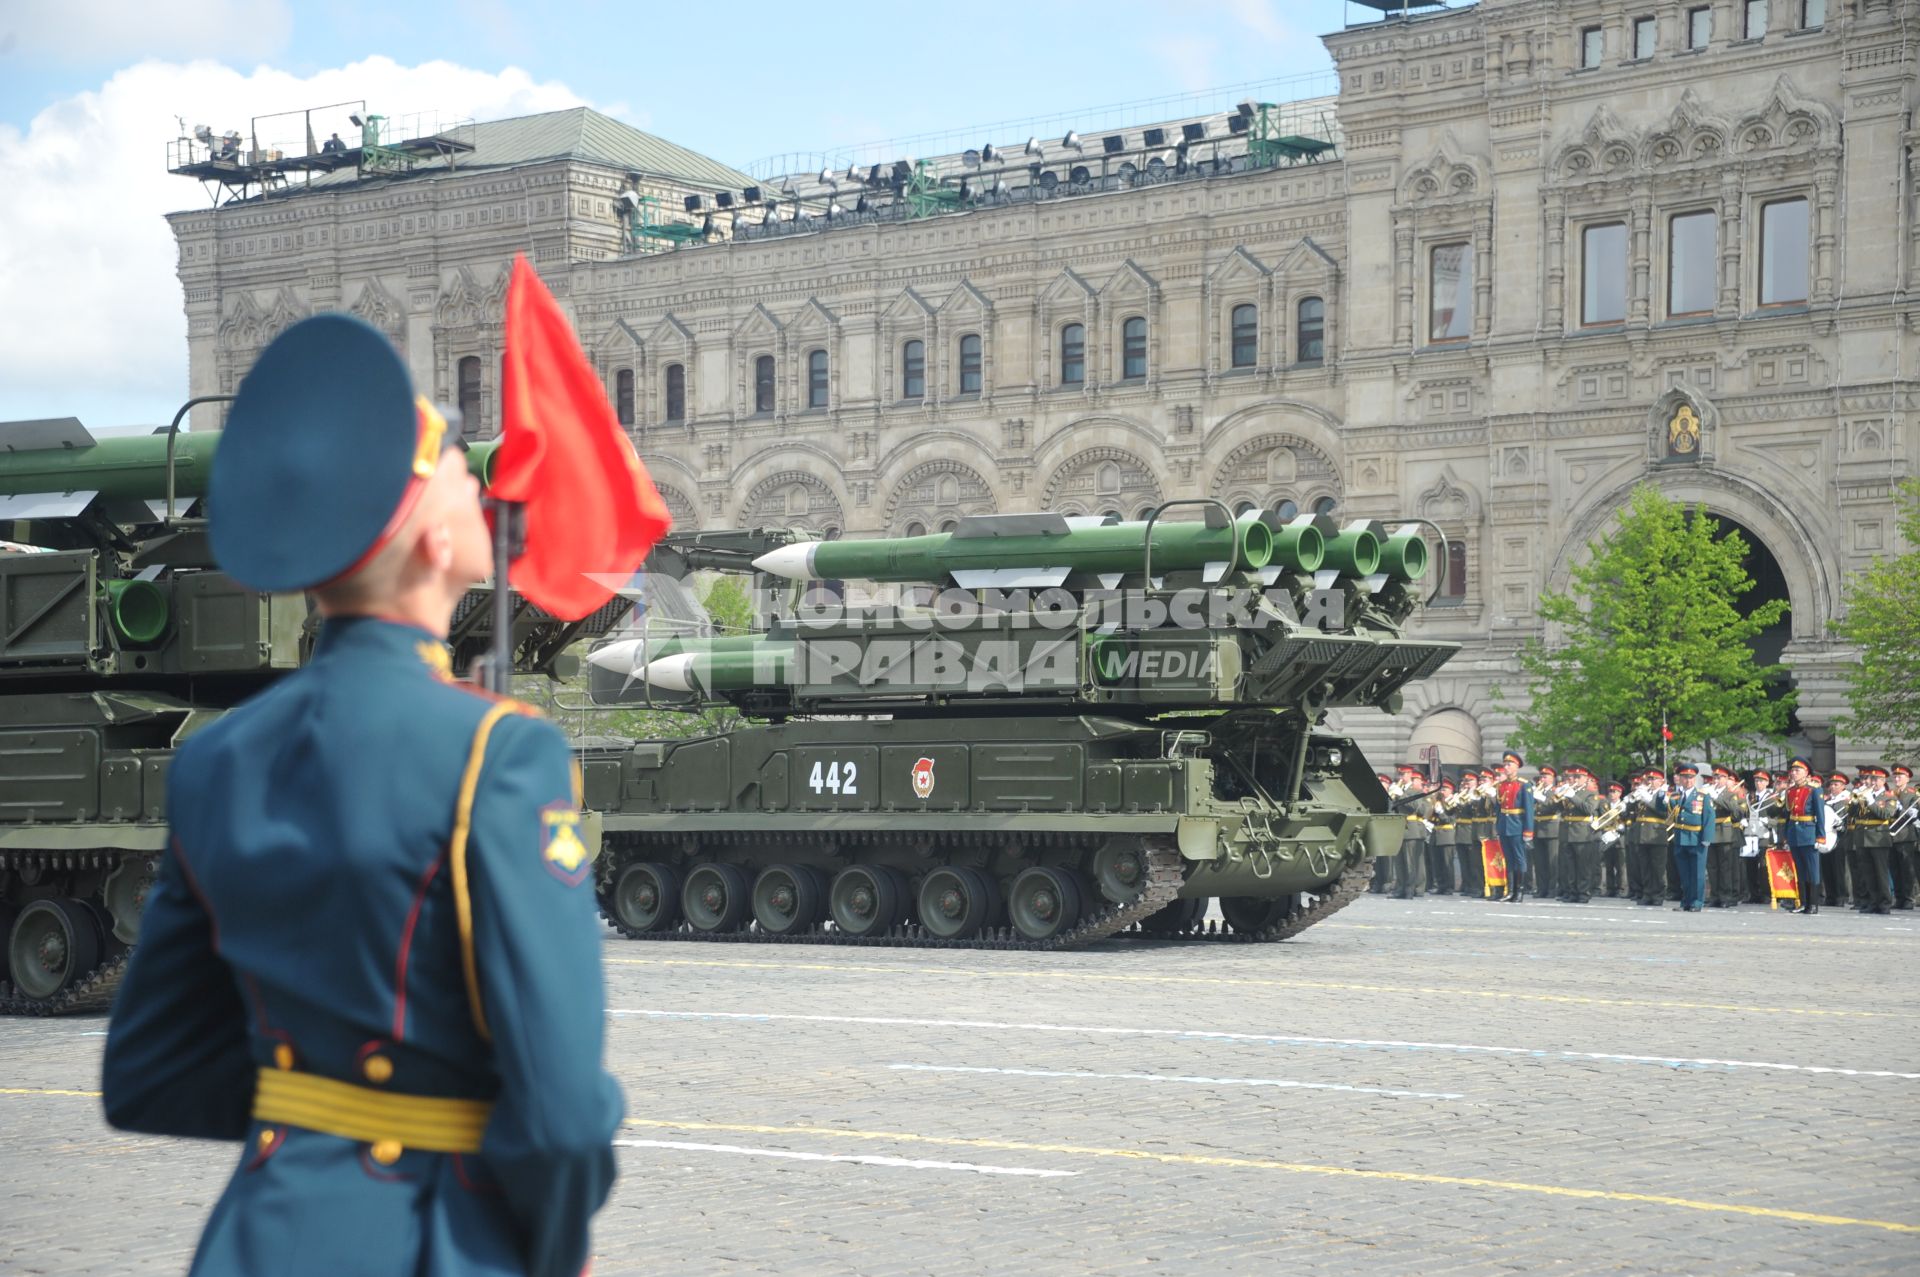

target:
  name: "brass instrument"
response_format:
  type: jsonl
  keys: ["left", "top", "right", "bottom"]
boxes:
{"left": 1590, "top": 800, "right": 1626, "bottom": 832}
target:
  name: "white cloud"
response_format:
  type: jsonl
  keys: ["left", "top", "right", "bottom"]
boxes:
{"left": 0, "top": 56, "right": 590, "bottom": 425}
{"left": 1, "top": 0, "right": 293, "bottom": 64}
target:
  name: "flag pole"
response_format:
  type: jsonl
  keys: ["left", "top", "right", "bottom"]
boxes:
{"left": 485, "top": 498, "right": 525, "bottom": 693}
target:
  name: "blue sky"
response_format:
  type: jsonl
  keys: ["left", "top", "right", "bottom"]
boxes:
{"left": 0, "top": 0, "right": 1385, "bottom": 426}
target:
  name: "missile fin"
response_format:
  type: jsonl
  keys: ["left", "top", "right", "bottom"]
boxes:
{"left": 949, "top": 567, "right": 1072, "bottom": 590}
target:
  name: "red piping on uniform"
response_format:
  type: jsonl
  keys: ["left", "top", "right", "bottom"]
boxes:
{"left": 359, "top": 1149, "right": 410, "bottom": 1183}
{"left": 451, "top": 1153, "right": 501, "bottom": 1195}
{"left": 170, "top": 837, "right": 221, "bottom": 953}
{"left": 312, "top": 474, "right": 428, "bottom": 591}
{"left": 393, "top": 853, "right": 446, "bottom": 1041}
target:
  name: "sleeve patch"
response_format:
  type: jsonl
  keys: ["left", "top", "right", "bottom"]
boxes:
{"left": 540, "top": 802, "right": 592, "bottom": 886}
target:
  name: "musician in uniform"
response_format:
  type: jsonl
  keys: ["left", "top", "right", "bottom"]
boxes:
{"left": 1601, "top": 779, "right": 1628, "bottom": 897}
{"left": 1658, "top": 762, "right": 1715, "bottom": 912}
{"left": 1627, "top": 768, "right": 1669, "bottom": 907}
{"left": 1532, "top": 765, "right": 1563, "bottom": 902}
{"left": 1890, "top": 764, "right": 1917, "bottom": 910}
{"left": 1426, "top": 775, "right": 1457, "bottom": 895}
{"left": 1781, "top": 757, "right": 1824, "bottom": 914}
{"left": 100, "top": 315, "right": 625, "bottom": 1277}
{"left": 1746, "top": 768, "right": 1778, "bottom": 904}
{"left": 1706, "top": 765, "right": 1749, "bottom": 909}
{"left": 1389, "top": 765, "right": 1429, "bottom": 899}
{"left": 1822, "top": 771, "right": 1853, "bottom": 908}
{"left": 1456, "top": 769, "right": 1485, "bottom": 898}
{"left": 1494, "top": 750, "right": 1534, "bottom": 903}
{"left": 1853, "top": 765, "right": 1897, "bottom": 915}
{"left": 1559, "top": 766, "right": 1600, "bottom": 904}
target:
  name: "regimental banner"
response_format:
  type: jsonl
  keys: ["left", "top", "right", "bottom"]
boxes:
{"left": 1482, "top": 838, "right": 1507, "bottom": 896}
{"left": 1765, "top": 848, "right": 1800, "bottom": 909}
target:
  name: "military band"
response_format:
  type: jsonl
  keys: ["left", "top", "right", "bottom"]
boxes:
{"left": 1372, "top": 749, "right": 1910, "bottom": 917}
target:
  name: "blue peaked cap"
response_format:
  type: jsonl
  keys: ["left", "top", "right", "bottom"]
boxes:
{"left": 210, "top": 314, "right": 424, "bottom": 593}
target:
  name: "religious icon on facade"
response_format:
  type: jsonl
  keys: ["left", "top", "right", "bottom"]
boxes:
{"left": 1666, "top": 403, "right": 1702, "bottom": 457}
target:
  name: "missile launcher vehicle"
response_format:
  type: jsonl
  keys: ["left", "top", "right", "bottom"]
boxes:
{"left": 0, "top": 416, "right": 619, "bottom": 1015}
{"left": 584, "top": 502, "right": 1454, "bottom": 951}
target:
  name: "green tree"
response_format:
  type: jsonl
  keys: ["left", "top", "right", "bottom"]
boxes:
{"left": 1835, "top": 478, "right": 1920, "bottom": 757}
{"left": 513, "top": 575, "right": 755, "bottom": 742}
{"left": 1506, "top": 485, "right": 1792, "bottom": 778}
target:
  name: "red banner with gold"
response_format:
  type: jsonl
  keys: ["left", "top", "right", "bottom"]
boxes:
{"left": 1765, "top": 848, "right": 1800, "bottom": 907}
{"left": 1482, "top": 838, "right": 1507, "bottom": 896}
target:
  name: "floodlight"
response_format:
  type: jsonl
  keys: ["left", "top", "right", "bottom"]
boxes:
{"left": 855, "top": 194, "right": 872, "bottom": 213}
{"left": 962, "top": 149, "right": 981, "bottom": 168}
{"left": 1116, "top": 161, "right": 1138, "bottom": 183}
{"left": 616, "top": 190, "right": 641, "bottom": 213}
{"left": 1145, "top": 156, "right": 1168, "bottom": 177}
{"left": 700, "top": 214, "right": 714, "bottom": 235}
{"left": 1237, "top": 101, "right": 1257, "bottom": 118}
{"left": 981, "top": 143, "right": 999, "bottom": 163}
{"left": 1069, "top": 164, "right": 1090, "bottom": 184}
{"left": 867, "top": 163, "right": 884, "bottom": 184}
{"left": 1061, "top": 131, "right": 1083, "bottom": 152}
{"left": 714, "top": 191, "right": 735, "bottom": 209}
{"left": 819, "top": 168, "right": 835, "bottom": 184}
{"left": 684, "top": 194, "right": 705, "bottom": 213}
{"left": 1038, "top": 171, "right": 1058, "bottom": 191}
{"left": 1182, "top": 122, "right": 1206, "bottom": 142}
{"left": 958, "top": 178, "right": 975, "bottom": 200}
{"left": 743, "top": 186, "right": 763, "bottom": 204}
{"left": 1142, "top": 127, "right": 1166, "bottom": 147}
{"left": 1101, "top": 134, "right": 1125, "bottom": 154}
{"left": 827, "top": 201, "right": 844, "bottom": 217}
{"left": 991, "top": 179, "right": 1009, "bottom": 197}
{"left": 1024, "top": 137, "right": 1043, "bottom": 158}
{"left": 1228, "top": 116, "right": 1250, "bottom": 135}
{"left": 349, "top": 113, "right": 364, "bottom": 127}
{"left": 846, "top": 163, "right": 861, "bottom": 183}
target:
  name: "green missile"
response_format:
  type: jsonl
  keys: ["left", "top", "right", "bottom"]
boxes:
{"left": 752, "top": 512, "right": 1275, "bottom": 588}
{"left": 1321, "top": 526, "right": 1381, "bottom": 577}
{"left": 0, "top": 429, "right": 497, "bottom": 502}
{"left": 587, "top": 632, "right": 774, "bottom": 678}
{"left": 1265, "top": 515, "right": 1325, "bottom": 573}
{"left": 1379, "top": 528, "right": 1429, "bottom": 581}
{"left": 643, "top": 645, "right": 793, "bottom": 693}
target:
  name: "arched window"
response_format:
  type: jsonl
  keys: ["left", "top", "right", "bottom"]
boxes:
{"left": 1297, "top": 297, "right": 1325, "bottom": 363}
{"left": 1060, "top": 323, "right": 1085, "bottom": 384}
{"left": 753, "top": 354, "right": 775, "bottom": 414}
{"left": 664, "top": 363, "right": 686, "bottom": 422}
{"left": 958, "top": 333, "right": 982, "bottom": 394}
{"left": 905, "top": 520, "right": 927, "bottom": 538}
{"left": 938, "top": 518, "right": 959, "bottom": 533}
{"left": 1312, "top": 496, "right": 1337, "bottom": 517}
{"left": 902, "top": 339, "right": 925, "bottom": 399}
{"left": 1121, "top": 316, "right": 1147, "bottom": 380}
{"left": 1272, "top": 498, "right": 1299, "bottom": 521}
{"left": 1442, "top": 541, "right": 1469, "bottom": 602}
{"left": 1230, "top": 304, "right": 1258, "bottom": 369}
{"left": 1234, "top": 500, "right": 1257, "bottom": 516}
{"left": 807, "top": 349, "right": 829, "bottom": 409}
{"left": 614, "top": 368, "right": 635, "bottom": 426}
{"left": 454, "top": 356, "right": 483, "bottom": 435}
{"left": 1100, "top": 508, "right": 1123, "bottom": 521}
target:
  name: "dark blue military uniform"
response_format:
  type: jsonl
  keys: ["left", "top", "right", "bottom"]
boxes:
{"left": 1657, "top": 765, "right": 1715, "bottom": 911}
{"left": 1493, "top": 751, "right": 1534, "bottom": 901}
{"left": 102, "top": 315, "right": 622, "bottom": 1277}
{"left": 1781, "top": 762, "right": 1826, "bottom": 913}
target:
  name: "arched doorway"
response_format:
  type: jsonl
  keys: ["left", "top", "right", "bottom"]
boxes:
{"left": 1697, "top": 512, "right": 1797, "bottom": 734}
{"left": 1407, "top": 708, "right": 1483, "bottom": 766}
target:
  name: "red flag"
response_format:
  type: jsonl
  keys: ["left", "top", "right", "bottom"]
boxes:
{"left": 494, "top": 256, "right": 671, "bottom": 620}
{"left": 1661, "top": 726, "right": 1674, "bottom": 741}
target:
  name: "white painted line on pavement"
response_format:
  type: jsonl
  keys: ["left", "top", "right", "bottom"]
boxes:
{"left": 609, "top": 1008, "right": 1920, "bottom": 1080}
{"left": 614, "top": 1137, "right": 1076, "bottom": 1178}
{"left": 888, "top": 1062, "right": 1465, "bottom": 1099}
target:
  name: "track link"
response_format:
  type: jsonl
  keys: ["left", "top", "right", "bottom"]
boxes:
{"left": 600, "top": 840, "right": 1186, "bottom": 952}
{"left": 0, "top": 948, "right": 130, "bottom": 1017}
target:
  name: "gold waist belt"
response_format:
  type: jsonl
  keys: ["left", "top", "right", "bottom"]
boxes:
{"left": 253, "top": 1068, "right": 492, "bottom": 1155}
{"left": 1856, "top": 819, "right": 1889, "bottom": 827}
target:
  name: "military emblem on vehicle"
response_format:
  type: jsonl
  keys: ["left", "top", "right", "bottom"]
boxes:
{"left": 911, "top": 756, "right": 936, "bottom": 799}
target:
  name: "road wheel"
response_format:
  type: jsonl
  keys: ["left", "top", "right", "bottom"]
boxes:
{"left": 1139, "top": 897, "right": 1207, "bottom": 935}
{"left": 1090, "top": 843, "right": 1148, "bottom": 905}
{"left": 1219, "top": 895, "right": 1294, "bottom": 935}
{"left": 829, "top": 865, "right": 906, "bottom": 937}
{"left": 682, "top": 863, "right": 751, "bottom": 934}
{"left": 608, "top": 861, "right": 681, "bottom": 934}
{"left": 917, "top": 866, "right": 996, "bottom": 940}
{"left": 1008, "top": 866, "right": 1084, "bottom": 941}
{"left": 8, "top": 899, "right": 102, "bottom": 1002}
{"left": 753, "top": 864, "right": 826, "bottom": 936}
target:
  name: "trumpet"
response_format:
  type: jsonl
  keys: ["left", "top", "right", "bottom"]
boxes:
{"left": 1590, "top": 801, "right": 1626, "bottom": 832}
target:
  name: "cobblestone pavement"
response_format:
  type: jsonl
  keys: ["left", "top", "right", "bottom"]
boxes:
{"left": 4, "top": 894, "right": 1918, "bottom": 1275}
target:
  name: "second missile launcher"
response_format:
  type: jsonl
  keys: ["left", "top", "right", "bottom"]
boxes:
{"left": 583, "top": 503, "right": 1453, "bottom": 951}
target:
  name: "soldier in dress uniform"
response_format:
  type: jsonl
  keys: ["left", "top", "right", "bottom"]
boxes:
{"left": 1747, "top": 768, "right": 1778, "bottom": 904}
{"left": 1626, "top": 768, "right": 1668, "bottom": 907}
{"left": 1823, "top": 771, "right": 1853, "bottom": 908}
{"left": 1601, "top": 779, "right": 1628, "bottom": 897}
{"left": 1853, "top": 765, "right": 1897, "bottom": 915}
{"left": 1706, "top": 765, "right": 1749, "bottom": 909}
{"left": 1369, "top": 773, "right": 1395, "bottom": 893}
{"left": 1428, "top": 775, "right": 1458, "bottom": 895}
{"left": 1658, "top": 762, "right": 1715, "bottom": 912}
{"left": 1558, "top": 767, "right": 1599, "bottom": 903}
{"left": 1455, "top": 769, "right": 1485, "bottom": 898}
{"left": 1393, "top": 765, "right": 1430, "bottom": 899}
{"left": 1781, "top": 757, "right": 1824, "bottom": 914}
{"left": 1890, "top": 764, "right": 1917, "bottom": 910}
{"left": 1494, "top": 750, "right": 1534, "bottom": 903}
{"left": 1471, "top": 766, "right": 1498, "bottom": 898}
{"left": 1532, "top": 765, "right": 1563, "bottom": 901}
{"left": 101, "top": 316, "right": 625, "bottom": 1277}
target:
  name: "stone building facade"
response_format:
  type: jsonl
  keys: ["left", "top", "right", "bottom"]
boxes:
{"left": 169, "top": 0, "right": 1920, "bottom": 769}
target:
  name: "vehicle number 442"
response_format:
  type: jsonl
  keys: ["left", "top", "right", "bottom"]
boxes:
{"left": 807, "top": 759, "right": 859, "bottom": 796}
